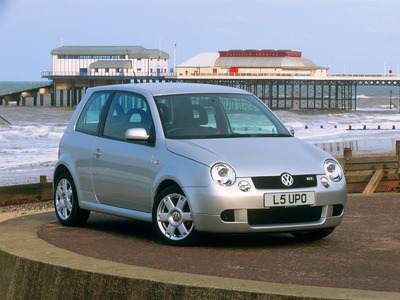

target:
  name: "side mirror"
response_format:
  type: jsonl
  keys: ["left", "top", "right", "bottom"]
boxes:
{"left": 285, "top": 125, "right": 295, "bottom": 136}
{"left": 125, "top": 128, "right": 149, "bottom": 140}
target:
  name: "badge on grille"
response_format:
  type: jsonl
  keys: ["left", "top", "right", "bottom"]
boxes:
{"left": 281, "top": 173, "right": 294, "bottom": 187}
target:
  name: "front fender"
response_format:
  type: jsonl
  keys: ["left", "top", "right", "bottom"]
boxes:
{"left": 151, "top": 154, "right": 211, "bottom": 201}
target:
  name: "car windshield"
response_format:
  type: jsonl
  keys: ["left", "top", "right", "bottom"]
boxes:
{"left": 154, "top": 93, "right": 291, "bottom": 139}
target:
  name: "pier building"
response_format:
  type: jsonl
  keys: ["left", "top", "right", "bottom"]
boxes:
{"left": 175, "top": 50, "right": 400, "bottom": 111}
{"left": 177, "top": 49, "right": 328, "bottom": 77}
{"left": 42, "top": 46, "right": 170, "bottom": 106}
{"left": 49, "top": 46, "right": 169, "bottom": 78}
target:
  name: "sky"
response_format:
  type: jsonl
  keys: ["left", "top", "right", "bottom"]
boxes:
{"left": 1, "top": 0, "right": 400, "bottom": 81}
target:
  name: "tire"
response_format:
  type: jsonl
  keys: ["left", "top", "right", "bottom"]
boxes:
{"left": 291, "top": 227, "right": 335, "bottom": 241}
{"left": 54, "top": 172, "right": 90, "bottom": 227}
{"left": 152, "top": 186, "right": 197, "bottom": 246}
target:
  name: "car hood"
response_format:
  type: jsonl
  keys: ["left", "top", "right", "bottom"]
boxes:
{"left": 165, "top": 137, "right": 332, "bottom": 177}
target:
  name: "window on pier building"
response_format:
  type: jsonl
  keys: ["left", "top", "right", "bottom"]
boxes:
{"left": 57, "top": 55, "right": 124, "bottom": 59}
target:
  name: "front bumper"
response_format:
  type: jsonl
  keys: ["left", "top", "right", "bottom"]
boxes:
{"left": 185, "top": 175, "right": 347, "bottom": 233}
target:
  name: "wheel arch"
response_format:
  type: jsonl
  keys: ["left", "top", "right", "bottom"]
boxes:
{"left": 53, "top": 164, "right": 73, "bottom": 189}
{"left": 154, "top": 179, "right": 183, "bottom": 200}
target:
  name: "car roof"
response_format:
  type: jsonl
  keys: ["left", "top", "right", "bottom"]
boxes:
{"left": 87, "top": 82, "right": 251, "bottom": 96}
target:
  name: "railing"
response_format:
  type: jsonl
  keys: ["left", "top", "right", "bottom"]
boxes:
{"left": 178, "top": 72, "right": 400, "bottom": 78}
{"left": 178, "top": 72, "right": 312, "bottom": 77}
{"left": 327, "top": 74, "right": 398, "bottom": 78}
{"left": 42, "top": 71, "right": 400, "bottom": 80}
{"left": 42, "top": 71, "right": 177, "bottom": 78}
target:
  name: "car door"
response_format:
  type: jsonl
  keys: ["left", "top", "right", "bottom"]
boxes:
{"left": 91, "top": 91, "right": 156, "bottom": 213}
{"left": 73, "top": 90, "right": 114, "bottom": 200}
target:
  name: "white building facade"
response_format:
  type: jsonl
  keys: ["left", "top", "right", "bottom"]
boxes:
{"left": 177, "top": 50, "right": 328, "bottom": 77}
{"left": 49, "top": 46, "right": 170, "bottom": 77}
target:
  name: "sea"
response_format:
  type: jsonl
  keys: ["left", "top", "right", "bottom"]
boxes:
{"left": 0, "top": 82, "right": 399, "bottom": 186}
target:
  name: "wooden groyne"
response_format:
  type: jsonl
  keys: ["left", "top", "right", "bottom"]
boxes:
{"left": 0, "top": 176, "right": 52, "bottom": 207}
{"left": 0, "top": 144, "right": 399, "bottom": 207}
{"left": 337, "top": 141, "right": 400, "bottom": 193}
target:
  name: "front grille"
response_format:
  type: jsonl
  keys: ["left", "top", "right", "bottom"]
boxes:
{"left": 251, "top": 175, "right": 317, "bottom": 189}
{"left": 247, "top": 206, "right": 322, "bottom": 226}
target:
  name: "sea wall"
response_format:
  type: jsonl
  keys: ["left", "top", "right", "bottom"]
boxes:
{"left": 2, "top": 212, "right": 396, "bottom": 300}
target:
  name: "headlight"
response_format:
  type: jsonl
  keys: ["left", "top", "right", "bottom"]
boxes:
{"left": 211, "top": 163, "right": 236, "bottom": 186}
{"left": 324, "top": 159, "right": 343, "bottom": 182}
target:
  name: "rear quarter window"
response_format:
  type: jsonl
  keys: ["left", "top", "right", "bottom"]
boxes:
{"left": 75, "top": 91, "right": 113, "bottom": 135}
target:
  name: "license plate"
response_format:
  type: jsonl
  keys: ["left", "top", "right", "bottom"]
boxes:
{"left": 264, "top": 191, "right": 315, "bottom": 207}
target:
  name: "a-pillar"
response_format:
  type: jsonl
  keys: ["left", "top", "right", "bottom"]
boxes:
{"left": 21, "top": 96, "right": 25, "bottom": 106}
{"left": 40, "top": 94, "right": 44, "bottom": 106}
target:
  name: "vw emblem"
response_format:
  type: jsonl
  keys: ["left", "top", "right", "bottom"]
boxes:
{"left": 172, "top": 211, "right": 181, "bottom": 222}
{"left": 281, "top": 173, "right": 294, "bottom": 187}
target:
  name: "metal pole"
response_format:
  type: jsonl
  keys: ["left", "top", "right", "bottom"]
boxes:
{"left": 174, "top": 43, "right": 176, "bottom": 73}
{"left": 51, "top": 81, "right": 55, "bottom": 106}
{"left": 354, "top": 84, "right": 357, "bottom": 111}
{"left": 313, "top": 82, "right": 317, "bottom": 108}
{"left": 299, "top": 84, "right": 302, "bottom": 109}
{"left": 284, "top": 83, "right": 287, "bottom": 109}
{"left": 276, "top": 83, "right": 279, "bottom": 109}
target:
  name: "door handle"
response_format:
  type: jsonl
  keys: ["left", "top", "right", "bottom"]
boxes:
{"left": 92, "top": 149, "right": 102, "bottom": 158}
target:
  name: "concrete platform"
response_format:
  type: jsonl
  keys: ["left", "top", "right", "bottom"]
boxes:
{"left": 1, "top": 194, "right": 399, "bottom": 299}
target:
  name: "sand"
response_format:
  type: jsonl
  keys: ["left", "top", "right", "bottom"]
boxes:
{"left": 0, "top": 200, "right": 54, "bottom": 222}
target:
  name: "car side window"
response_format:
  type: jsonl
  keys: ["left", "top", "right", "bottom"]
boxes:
{"left": 76, "top": 91, "right": 113, "bottom": 135}
{"left": 103, "top": 92, "right": 152, "bottom": 140}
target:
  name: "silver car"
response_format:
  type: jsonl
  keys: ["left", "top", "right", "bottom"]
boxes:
{"left": 54, "top": 83, "right": 346, "bottom": 246}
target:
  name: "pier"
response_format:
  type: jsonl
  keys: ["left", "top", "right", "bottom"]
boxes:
{"left": 42, "top": 73, "right": 400, "bottom": 110}
{"left": 1, "top": 74, "right": 400, "bottom": 110}
{"left": 3, "top": 46, "right": 400, "bottom": 110}
{"left": 0, "top": 82, "right": 53, "bottom": 107}
{"left": 178, "top": 73, "right": 400, "bottom": 110}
